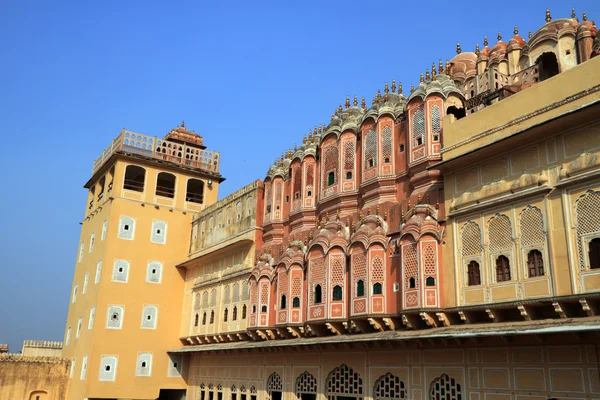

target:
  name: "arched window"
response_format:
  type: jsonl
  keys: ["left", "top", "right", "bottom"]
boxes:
{"left": 292, "top": 297, "right": 300, "bottom": 308}
{"left": 409, "top": 277, "right": 416, "bottom": 289}
{"left": 124, "top": 165, "right": 145, "bottom": 192}
{"left": 356, "top": 280, "right": 365, "bottom": 297}
{"left": 186, "top": 179, "right": 204, "bottom": 204}
{"left": 429, "top": 373, "right": 462, "bottom": 400}
{"left": 589, "top": 238, "right": 600, "bottom": 269}
{"left": 242, "top": 304, "right": 247, "bottom": 319}
{"left": 413, "top": 108, "right": 426, "bottom": 147}
{"left": 202, "top": 312, "right": 207, "bottom": 325}
{"left": 374, "top": 372, "right": 406, "bottom": 400}
{"left": 527, "top": 250, "right": 544, "bottom": 277}
{"left": 314, "top": 284, "right": 322, "bottom": 304}
{"left": 261, "top": 305, "right": 267, "bottom": 313}
{"left": 232, "top": 306, "right": 237, "bottom": 321}
{"left": 426, "top": 277, "right": 435, "bottom": 286}
{"left": 328, "top": 171, "right": 335, "bottom": 186}
{"left": 209, "top": 310, "right": 214, "bottom": 324}
{"left": 373, "top": 282, "right": 382, "bottom": 295}
{"left": 156, "top": 172, "right": 176, "bottom": 198}
{"left": 280, "top": 295, "right": 287, "bottom": 310}
{"left": 467, "top": 261, "right": 481, "bottom": 286}
{"left": 332, "top": 285, "right": 343, "bottom": 301}
{"left": 252, "top": 305, "right": 257, "bottom": 314}
{"left": 537, "top": 52, "right": 559, "bottom": 81}
{"left": 194, "top": 313, "right": 199, "bottom": 327}
{"left": 496, "top": 255, "right": 511, "bottom": 282}
{"left": 223, "top": 308, "right": 228, "bottom": 322}
{"left": 346, "top": 171, "right": 352, "bottom": 179}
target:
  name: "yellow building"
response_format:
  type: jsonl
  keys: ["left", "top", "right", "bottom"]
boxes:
{"left": 62, "top": 123, "right": 223, "bottom": 400}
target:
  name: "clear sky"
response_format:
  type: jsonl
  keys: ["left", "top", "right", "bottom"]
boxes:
{"left": 0, "top": 0, "right": 598, "bottom": 352}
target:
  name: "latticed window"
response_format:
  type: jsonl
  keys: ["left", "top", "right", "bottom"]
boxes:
{"left": 590, "top": 239, "right": 600, "bottom": 269}
{"left": 267, "top": 372, "right": 283, "bottom": 397}
{"left": 520, "top": 206, "right": 546, "bottom": 246}
{"left": 382, "top": 126, "right": 392, "bottom": 161}
{"left": 461, "top": 221, "right": 482, "bottom": 257}
{"left": 374, "top": 373, "right": 406, "bottom": 400}
{"left": 296, "top": 371, "right": 318, "bottom": 399}
{"left": 431, "top": 105, "right": 441, "bottom": 141}
{"left": 429, "top": 373, "right": 462, "bottom": 400}
{"left": 344, "top": 141, "right": 355, "bottom": 177}
{"left": 323, "top": 146, "right": 339, "bottom": 188}
{"left": 527, "top": 250, "right": 544, "bottom": 277}
{"left": 413, "top": 108, "right": 426, "bottom": 147}
{"left": 576, "top": 191, "right": 600, "bottom": 270}
{"left": 326, "top": 364, "right": 363, "bottom": 400}
{"left": 496, "top": 255, "right": 511, "bottom": 282}
{"left": 332, "top": 285, "right": 342, "bottom": 301}
{"left": 373, "top": 282, "right": 382, "bottom": 294}
{"left": 488, "top": 214, "right": 513, "bottom": 252}
{"left": 356, "top": 280, "right": 365, "bottom": 297}
{"left": 467, "top": 261, "right": 481, "bottom": 286}
{"left": 364, "top": 130, "right": 378, "bottom": 169}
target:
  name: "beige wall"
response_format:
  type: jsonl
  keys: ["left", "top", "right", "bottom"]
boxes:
{"left": 185, "top": 340, "right": 600, "bottom": 400}
{"left": 0, "top": 355, "right": 70, "bottom": 400}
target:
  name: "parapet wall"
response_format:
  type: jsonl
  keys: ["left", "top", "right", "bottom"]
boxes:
{"left": 22, "top": 340, "right": 63, "bottom": 357}
{"left": 0, "top": 354, "right": 70, "bottom": 400}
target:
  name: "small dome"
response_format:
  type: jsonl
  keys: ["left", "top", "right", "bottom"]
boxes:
{"left": 449, "top": 52, "right": 477, "bottom": 83}
{"left": 577, "top": 19, "right": 598, "bottom": 39}
{"left": 489, "top": 41, "right": 508, "bottom": 63}
{"left": 528, "top": 17, "right": 578, "bottom": 48}
{"left": 508, "top": 27, "right": 526, "bottom": 51}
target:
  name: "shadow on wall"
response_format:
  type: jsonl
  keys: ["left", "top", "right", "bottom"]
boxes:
{"left": 158, "top": 389, "right": 187, "bottom": 400}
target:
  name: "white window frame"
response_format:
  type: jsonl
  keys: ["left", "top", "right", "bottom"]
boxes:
{"left": 101, "top": 220, "right": 108, "bottom": 241}
{"left": 88, "top": 306, "right": 95, "bottom": 329}
{"left": 89, "top": 232, "right": 95, "bottom": 253}
{"left": 95, "top": 260, "right": 102, "bottom": 284}
{"left": 76, "top": 317, "right": 82, "bottom": 339}
{"left": 80, "top": 355, "right": 88, "bottom": 380}
{"left": 83, "top": 273, "right": 89, "bottom": 294}
{"left": 72, "top": 285, "right": 78, "bottom": 303}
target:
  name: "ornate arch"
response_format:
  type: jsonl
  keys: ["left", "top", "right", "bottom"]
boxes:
{"left": 267, "top": 372, "right": 283, "bottom": 394}
{"left": 373, "top": 373, "right": 406, "bottom": 400}
{"left": 429, "top": 373, "right": 462, "bottom": 400}
{"left": 325, "top": 364, "right": 364, "bottom": 400}
{"left": 295, "top": 371, "right": 318, "bottom": 399}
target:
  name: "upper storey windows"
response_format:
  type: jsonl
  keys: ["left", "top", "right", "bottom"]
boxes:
{"left": 123, "top": 165, "right": 145, "bottom": 192}
{"left": 412, "top": 108, "right": 426, "bottom": 147}
{"left": 186, "top": 179, "right": 204, "bottom": 204}
{"left": 156, "top": 172, "right": 176, "bottom": 198}
{"left": 364, "top": 130, "right": 378, "bottom": 170}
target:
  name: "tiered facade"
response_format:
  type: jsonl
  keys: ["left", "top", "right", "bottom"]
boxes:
{"left": 63, "top": 9, "right": 600, "bottom": 400}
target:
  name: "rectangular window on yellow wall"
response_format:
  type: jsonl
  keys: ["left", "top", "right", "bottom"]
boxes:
{"left": 78, "top": 242, "right": 84, "bottom": 263}
{"left": 101, "top": 220, "right": 108, "bottom": 241}
{"left": 95, "top": 260, "right": 102, "bottom": 284}
{"left": 89, "top": 232, "right": 95, "bottom": 253}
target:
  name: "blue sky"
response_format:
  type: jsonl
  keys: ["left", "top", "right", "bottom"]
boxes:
{"left": 0, "top": 1, "right": 598, "bottom": 352}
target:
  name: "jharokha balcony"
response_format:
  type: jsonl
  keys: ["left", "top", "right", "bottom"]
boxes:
{"left": 92, "top": 126, "right": 221, "bottom": 177}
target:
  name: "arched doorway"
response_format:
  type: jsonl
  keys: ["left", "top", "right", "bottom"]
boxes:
{"left": 325, "top": 364, "right": 363, "bottom": 400}
{"left": 267, "top": 372, "right": 283, "bottom": 400}
{"left": 295, "top": 371, "right": 318, "bottom": 400}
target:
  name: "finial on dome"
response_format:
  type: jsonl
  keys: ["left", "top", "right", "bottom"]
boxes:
{"left": 303, "top": 134, "right": 307, "bottom": 144}
{"left": 514, "top": 26, "right": 518, "bottom": 35}
{"left": 384, "top": 82, "right": 389, "bottom": 94}
{"left": 331, "top": 113, "right": 334, "bottom": 121}
{"left": 392, "top": 79, "right": 396, "bottom": 93}
{"left": 376, "top": 89, "right": 381, "bottom": 100}
{"left": 293, "top": 144, "right": 297, "bottom": 152}
{"left": 439, "top": 59, "right": 443, "bottom": 73}
{"left": 497, "top": 32, "right": 502, "bottom": 41}
{"left": 314, "top": 126, "right": 318, "bottom": 136}
{"left": 420, "top": 73, "right": 424, "bottom": 83}
{"left": 181, "top": 120, "right": 185, "bottom": 128}
{"left": 572, "top": 8, "right": 576, "bottom": 18}
{"left": 345, "top": 96, "right": 350, "bottom": 109}
{"left": 410, "top": 83, "right": 415, "bottom": 92}
{"left": 361, "top": 96, "right": 366, "bottom": 110}
{"left": 445, "top": 59, "right": 450, "bottom": 74}
{"left": 338, "top": 104, "right": 343, "bottom": 113}
{"left": 475, "top": 43, "right": 480, "bottom": 56}
{"left": 456, "top": 42, "right": 461, "bottom": 54}
{"left": 353, "top": 95, "right": 358, "bottom": 107}
{"left": 528, "top": 30, "right": 532, "bottom": 39}
{"left": 546, "top": 9, "right": 551, "bottom": 23}
{"left": 583, "top": 12, "right": 587, "bottom": 21}
{"left": 431, "top": 63, "right": 436, "bottom": 77}
{"left": 483, "top": 36, "right": 488, "bottom": 47}
{"left": 425, "top": 70, "right": 430, "bottom": 81}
